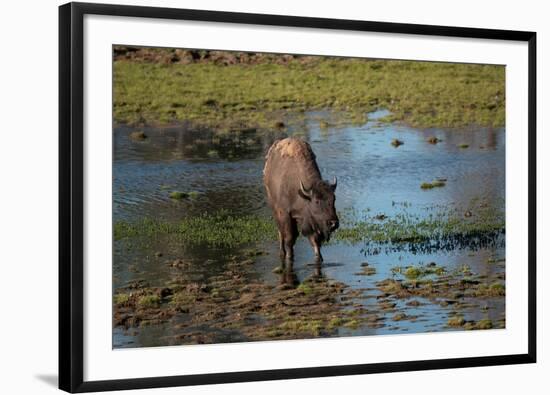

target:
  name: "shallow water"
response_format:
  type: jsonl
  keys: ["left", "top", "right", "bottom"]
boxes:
{"left": 113, "top": 111, "right": 505, "bottom": 348}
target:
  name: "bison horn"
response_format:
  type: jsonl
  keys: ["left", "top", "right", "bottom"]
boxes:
{"left": 330, "top": 176, "right": 337, "bottom": 191}
{"left": 299, "top": 180, "right": 313, "bottom": 199}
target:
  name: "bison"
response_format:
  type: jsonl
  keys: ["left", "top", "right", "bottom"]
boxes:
{"left": 263, "top": 137, "right": 339, "bottom": 263}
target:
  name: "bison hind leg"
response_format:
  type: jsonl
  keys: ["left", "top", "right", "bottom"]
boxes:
{"left": 275, "top": 212, "right": 298, "bottom": 263}
{"left": 277, "top": 231, "right": 285, "bottom": 260}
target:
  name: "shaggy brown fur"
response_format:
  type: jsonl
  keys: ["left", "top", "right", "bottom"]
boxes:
{"left": 263, "top": 137, "right": 338, "bottom": 263}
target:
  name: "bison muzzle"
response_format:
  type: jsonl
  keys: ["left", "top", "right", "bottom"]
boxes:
{"left": 263, "top": 137, "right": 339, "bottom": 263}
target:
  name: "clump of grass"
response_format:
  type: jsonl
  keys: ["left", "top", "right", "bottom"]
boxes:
{"left": 114, "top": 293, "right": 130, "bottom": 305}
{"left": 280, "top": 319, "right": 323, "bottom": 336}
{"left": 405, "top": 267, "right": 423, "bottom": 279}
{"left": 458, "top": 143, "right": 470, "bottom": 149}
{"left": 343, "top": 319, "right": 361, "bottom": 329}
{"left": 427, "top": 136, "right": 441, "bottom": 144}
{"left": 129, "top": 131, "right": 147, "bottom": 140}
{"left": 188, "top": 191, "right": 200, "bottom": 199}
{"left": 328, "top": 317, "right": 344, "bottom": 329}
{"left": 391, "top": 139, "right": 404, "bottom": 147}
{"left": 169, "top": 191, "right": 188, "bottom": 200}
{"left": 377, "top": 279, "right": 406, "bottom": 294}
{"left": 393, "top": 313, "right": 408, "bottom": 321}
{"left": 476, "top": 319, "right": 493, "bottom": 330}
{"left": 297, "top": 283, "right": 313, "bottom": 295}
{"left": 447, "top": 315, "right": 465, "bottom": 327}
{"left": 400, "top": 264, "right": 445, "bottom": 280}
{"left": 490, "top": 282, "right": 505, "bottom": 293}
{"left": 472, "top": 282, "right": 505, "bottom": 297}
{"left": 356, "top": 263, "right": 377, "bottom": 276}
{"left": 137, "top": 294, "right": 161, "bottom": 308}
{"left": 420, "top": 180, "right": 446, "bottom": 189}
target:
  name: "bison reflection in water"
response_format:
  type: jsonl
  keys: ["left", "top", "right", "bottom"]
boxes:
{"left": 263, "top": 137, "right": 339, "bottom": 263}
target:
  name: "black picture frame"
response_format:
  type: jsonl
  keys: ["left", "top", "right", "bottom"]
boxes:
{"left": 59, "top": 2, "right": 537, "bottom": 393}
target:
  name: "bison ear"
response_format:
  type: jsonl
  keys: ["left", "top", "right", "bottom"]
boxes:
{"left": 330, "top": 176, "right": 337, "bottom": 191}
{"left": 298, "top": 180, "right": 313, "bottom": 200}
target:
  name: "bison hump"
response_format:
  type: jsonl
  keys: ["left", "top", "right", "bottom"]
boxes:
{"left": 269, "top": 137, "right": 316, "bottom": 161}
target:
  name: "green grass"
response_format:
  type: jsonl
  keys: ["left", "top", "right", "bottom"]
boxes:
{"left": 390, "top": 264, "right": 445, "bottom": 280}
{"left": 169, "top": 191, "right": 188, "bottom": 200}
{"left": 114, "top": 56, "right": 505, "bottom": 129}
{"left": 114, "top": 211, "right": 277, "bottom": 246}
{"left": 297, "top": 283, "right": 314, "bottom": 295}
{"left": 114, "top": 207, "right": 504, "bottom": 248}
{"left": 137, "top": 294, "right": 161, "bottom": 308}
{"left": 334, "top": 208, "right": 504, "bottom": 245}
{"left": 114, "top": 293, "right": 130, "bottom": 305}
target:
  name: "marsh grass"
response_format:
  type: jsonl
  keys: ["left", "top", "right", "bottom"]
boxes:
{"left": 169, "top": 191, "right": 188, "bottom": 200}
{"left": 114, "top": 211, "right": 277, "bottom": 246}
{"left": 114, "top": 208, "right": 504, "bottom": 249}
{"left": 114, "top": 57, "right": 505, "bottom": 129}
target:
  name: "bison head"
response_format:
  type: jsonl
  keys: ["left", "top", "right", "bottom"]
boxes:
{"left": 298, "top": 177, "right": 339, "bottom": 241}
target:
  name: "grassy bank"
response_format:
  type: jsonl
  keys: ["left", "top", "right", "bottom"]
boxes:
{"left": 114, "top": 208, "right": 504, "bottom": 249}
{"left": 114, "top": 51, "right": 505, "bottom": 129}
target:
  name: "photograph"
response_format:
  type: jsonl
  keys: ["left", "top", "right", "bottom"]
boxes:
{"left": 112, "top": 46, "right": 506, "bottom": 348}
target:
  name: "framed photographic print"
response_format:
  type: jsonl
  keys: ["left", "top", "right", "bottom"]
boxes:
{"left": 59, "top": 2, "right": 537, "bottom": 392}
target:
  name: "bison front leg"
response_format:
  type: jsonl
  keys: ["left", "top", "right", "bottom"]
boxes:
{"left": 308, "top": 235, "right": 323, "bottom": 263}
